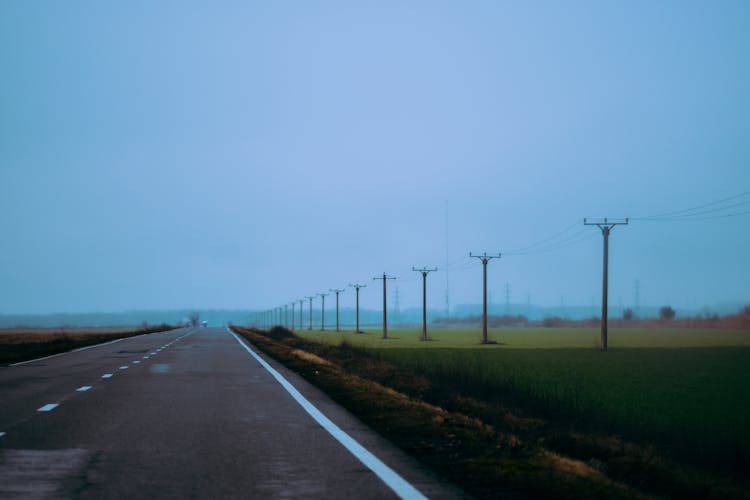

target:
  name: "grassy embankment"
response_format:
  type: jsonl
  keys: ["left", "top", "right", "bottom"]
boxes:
{"left": 237, "top": 325, "right": 749, "bottom": 498}
{"left": 0, "top": 324, "right": 178, "bottom": 365}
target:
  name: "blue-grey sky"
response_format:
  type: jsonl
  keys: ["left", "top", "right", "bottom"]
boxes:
{"left": 1, "top": 1, "right": 749, "bottom": 315}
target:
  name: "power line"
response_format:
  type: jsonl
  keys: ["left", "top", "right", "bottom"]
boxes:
{"left": 633, "top": 190, "right": 750, "bottom": 221}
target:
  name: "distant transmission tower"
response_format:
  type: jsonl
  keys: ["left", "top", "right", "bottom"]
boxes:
{"left": 634, "top": 279, "right": 640, "bottom": 315}
{"left": 394, "top": 287, "right": 401, "bottom": 325}
{"left": 298, "top": 299, "right": 304, "bottom": 330}
{"left": 584, "top": 217, "right": 629, "bottom": 351}
{"left": 445, "top": 200, "right": 450, "bottom": 319}
{"left": 505, "top": 282, "right": 511, "bottom": 315}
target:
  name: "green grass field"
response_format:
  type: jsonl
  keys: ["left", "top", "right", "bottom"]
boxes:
{"left": 297, "top": 326, "right": 750, "bottom": 348}
{"left": 296, "top": 326, "right": 750, "bottom": 470}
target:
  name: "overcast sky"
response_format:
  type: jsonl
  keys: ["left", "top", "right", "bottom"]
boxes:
{"left": 1, "top": 1, "right": 749, "bottom": 315}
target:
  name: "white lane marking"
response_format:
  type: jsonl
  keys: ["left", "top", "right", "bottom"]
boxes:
{"left": 71, "top": 337, "right": 125, "bottom": 352}
{"left": 119, "top": 366, "right": 128, "bottom": 370}
{"left": 228, "top": 329, "right": 427, "bottom": 500}
{"left": 0, "top": 432, "right": 6, "bottom": 438}
{"left": 102, "top": 373, "right": 113, "bottom": 379}
{"left": 10, "top": 332, "right": 168, "bottom": 367}
{"left": 76, "top": 386, "right": 92, "bottom": 392}
{"left": 143, "top": 356, "right": 149, "bottom": 359}
{"left": 132, "top": 360, "right": 140, "bottom": 364}
{"left": 38, "top": 404, "right": 59, "bottom": 412}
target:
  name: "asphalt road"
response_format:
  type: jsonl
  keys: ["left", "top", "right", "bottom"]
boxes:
{"left": 0, "top": 327, "right": 464, "bottom": 499}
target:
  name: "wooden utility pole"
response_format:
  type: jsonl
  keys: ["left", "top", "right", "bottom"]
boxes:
{"left": 584, "top": 218, "right": 629, "bottom": 351}
{"left": 305, "top": 296, "right": 315, "bottom": 330}
{"left": 298, "top": 299, "right": 304, "bottom": 331}
{"left": 317, "top": 292, "right": 329, "bottom": 331}
{"left": 470, "top": 252, "right": 501, "bottom": 344}
{"left": 349, "top": 283, "right": 367, "bottom": 333}
{"left": 373, "top": 273, "right": 396, "bottom": 339}
{"left": 413, "top": 267, "right": 437, "bottom": 341}
{"left": 330, "top": 288, "right": 346, "bottom": 331}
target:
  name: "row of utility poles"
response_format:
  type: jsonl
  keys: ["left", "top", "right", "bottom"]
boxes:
{"left": 252, "top": 217, "right": 627, "bottom": 351}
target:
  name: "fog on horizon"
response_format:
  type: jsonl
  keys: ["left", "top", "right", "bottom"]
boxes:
{"left": 1, "top": 1, "right": 748, "bottom": 317}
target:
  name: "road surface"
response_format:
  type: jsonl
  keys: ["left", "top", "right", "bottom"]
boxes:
{"left": 0, "top": 327, "right": 464, "bottom": 499}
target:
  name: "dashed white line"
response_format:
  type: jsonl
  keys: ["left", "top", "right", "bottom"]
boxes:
{"left": 0, "top": 432, "right": 6, "bottom": 438}
{"left": 132, "top": 360, "right": 140, "bottom": 364}
{"left": 76, "top": 386, "right": 92, "bottom": 392}
{"left": 119, "top": 366, "right": 129, "bottom": 370}
{"left": 102, "top": 373, "right": 113, "bottom": 379}
{"left": 38, "top": 404, "right": 59, "bottom": 412}
{"left": 143, "top": 356, "right": 150, "bottom": 359}
{"left": 228, "top": 328, "right": 427, "bottom": 500}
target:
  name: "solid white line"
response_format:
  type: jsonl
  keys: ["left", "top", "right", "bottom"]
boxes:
{"left": 10, "top": 351, "right": 68, "bottom": 366}
{"left": 38, "top": 403, "right": 59, "bottom": 412}
{"left": 71, "top": 337, "right": 125, "bottom": 352}
{"left": 76, "top": 386, "right": 92, "bottom": 392}
{"left": 12, "top": 334, "right": 138, "bottom": 366}
{"left": 228, "top": 329, "right": 426, "bottom": 500}
{"left": 102, "top": 374, "right": 113, "bottom": 379}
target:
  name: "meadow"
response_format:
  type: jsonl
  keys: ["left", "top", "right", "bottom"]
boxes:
{"left": 297, "top": 327, "right": 750, "bottom": 473}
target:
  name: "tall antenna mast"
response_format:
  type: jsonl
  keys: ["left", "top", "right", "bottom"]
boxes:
{"left": 445, "top": 200, "right": 450, "bottom": 318}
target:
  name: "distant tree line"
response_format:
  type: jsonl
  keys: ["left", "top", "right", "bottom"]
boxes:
{"left": 433, "top": 304, "right": 750, "bottom": 329}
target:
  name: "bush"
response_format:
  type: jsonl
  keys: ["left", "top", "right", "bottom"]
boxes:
{"left": 659, "top": 306, "right": 676, "bottom": 321}
{"left": 623, "top": 308, "right": 634, "bottom": 321}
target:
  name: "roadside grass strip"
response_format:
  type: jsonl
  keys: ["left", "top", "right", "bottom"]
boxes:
{"left": 228, "top": 328, "right": 426, "bottom": 500}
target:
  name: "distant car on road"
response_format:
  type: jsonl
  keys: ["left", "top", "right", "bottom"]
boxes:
{"left": 201, "top": 321, "right": 208, "bottom": 327}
